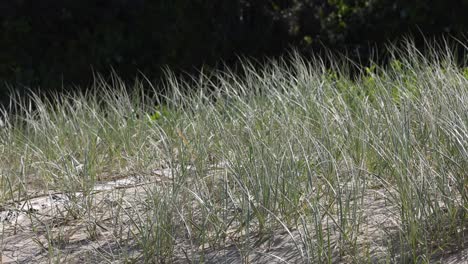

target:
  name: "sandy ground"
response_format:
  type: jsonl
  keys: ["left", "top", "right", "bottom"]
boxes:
{"left": 1, "top": 167, "right": 467, "bottom": 263}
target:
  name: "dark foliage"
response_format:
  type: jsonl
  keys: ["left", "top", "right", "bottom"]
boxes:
{"left": 1, "top": 0, "right": 467, "bottom": 98}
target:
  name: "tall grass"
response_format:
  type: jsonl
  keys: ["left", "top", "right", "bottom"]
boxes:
{"left": 1, "top": 41, "right": 467, "bottom": 263}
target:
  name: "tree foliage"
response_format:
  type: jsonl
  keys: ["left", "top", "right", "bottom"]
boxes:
{"left": 1, "top": 0, "right": 467, "bottom": 92}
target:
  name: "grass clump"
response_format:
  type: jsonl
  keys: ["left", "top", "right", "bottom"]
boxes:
{"left": 1, "top": 41, "right": 467, "bottom": 263}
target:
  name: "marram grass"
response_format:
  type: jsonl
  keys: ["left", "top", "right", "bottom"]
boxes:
{"left": 0, "top": 43, "right": 467, "bottom": 263}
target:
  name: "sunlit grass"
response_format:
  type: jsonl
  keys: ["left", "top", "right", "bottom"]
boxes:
{"left": 1, "top": 41, "right": 467, "bottom": 263}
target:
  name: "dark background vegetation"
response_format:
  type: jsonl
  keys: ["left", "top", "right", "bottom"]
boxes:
{"left": 1, "top": 0, "right": 468, "bottom": 103}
